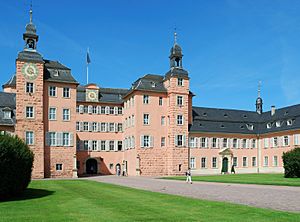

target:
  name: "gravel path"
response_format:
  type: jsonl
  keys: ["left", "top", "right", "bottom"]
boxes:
{"left": 86, "top": 176, "right": 300, "bottom": 212}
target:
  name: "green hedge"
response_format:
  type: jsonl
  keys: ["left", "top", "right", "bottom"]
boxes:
{"left": 282, "top": 148, "right": 300, "bottom": 178}
{"left": 0, "top": 133, "right": 34, "bottom": 199}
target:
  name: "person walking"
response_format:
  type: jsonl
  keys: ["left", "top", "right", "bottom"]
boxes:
{"left": 231, "top": 165, "right": 236, "bottom": 174}
{"left": 186, "top": 168, "right": 192, "bottom": 184}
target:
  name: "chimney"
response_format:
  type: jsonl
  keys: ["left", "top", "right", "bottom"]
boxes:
{"left": 271, "top": 106, "right": 276, "bottom": 116}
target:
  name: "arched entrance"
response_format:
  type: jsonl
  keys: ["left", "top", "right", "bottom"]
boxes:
{"left": 221, "top": 157, "right": 228, "bottom": 173}
{"left": 115, "top": 163, "right": 121, "bottom": 176}
{"left": 86, "top": 158, "right": 98, "bottom": 174}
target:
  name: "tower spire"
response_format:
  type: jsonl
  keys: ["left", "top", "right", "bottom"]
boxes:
{"left": 258, "top": 80, "right": 261, "bottom": 97}
{"left": 174, "top": 28, "right": 177, "bottom": 44}
{"left": 29, "top": 1, "right": 33, "bottom": 23}
{"left": 256, "top": 81, "right": 263, "bottom": 114}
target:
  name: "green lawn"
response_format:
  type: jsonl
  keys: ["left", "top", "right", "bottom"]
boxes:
{"left": 0, "top": 180, "right": 299, "bottom": 222}
{"left": 163, "top": 173, "right": 300, "bottom": 186}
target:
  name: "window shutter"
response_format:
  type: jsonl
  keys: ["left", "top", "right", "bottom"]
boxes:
{"left": 105, "top": 140, "right": 109, "bottom": 151}
{"left": 88, "top": 122, "right": 92, "bottom": 132}
{"left": 114, "top": 140, "right": 118, "bottom": 151}
{"left": 105, "top": 106, "right": 109, "bottom": 114}
{"left": 205, "top": 137, "right": 209, "bottom": 148}
{"left": 150, "top": 136, "right": 154, "bottom": 148}
{"left": 175, "top": 135, "right": 178, "bottom": 147}
{"left": 97, "top": 106, "right": 101, "bottom": 114}
{"left": 183, "top": 135, "right": 186, "bottom": 147}
{"left": 45, "top": 132, "right": 50, "bottom": 146}
{"left": 57, "top": 132, "right": 62, "bottom": 146}
{"left": 114, "top": 107, "right": 118, "bottom": 115}
{"left": 79, "top": 105, "right": 84, "bottom": 114}
{"left": 88, "top": 140, "right": 92, "bottom": 151}
{"left": 79, "top": 122, "right": 83, "bottom": 132}
{"left": 88, "top": 105, "right": 92, "bottom": 114}
{"left": 105, "top": 123, "right": 108, "bottom": 132}
{"left": 140, "top": 135, "right": 144, "bottom": 148}
{"left": 70, "top": 133, "right": 74, "bottom": 147}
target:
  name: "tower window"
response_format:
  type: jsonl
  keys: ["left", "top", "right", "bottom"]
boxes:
{"left": 26, "top": 106, "right": 34, "bottom": 118}
{"left": 177, "top": 96, "right": 183, "bottom": 106}
{"left": 143, "top": 95, "right": 149, "bottom": 104}
{"left": 26, "top": 39, "right": 35, "bottom": 49}
{"left": 26, "top": 82, "right": 34, "bottom": 93}
{"left": 49, "top": 86, "right": 57, "bottom": 97}
{"left": 63, "top": 88, "right": 70, "bottom": 98}
{"left": 175, "top": 58, "right": 180, "bottom": 67}
{"left": 177, "top": 78, "right": 183, "bottom": 86}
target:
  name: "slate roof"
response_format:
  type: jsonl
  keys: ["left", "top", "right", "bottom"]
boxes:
{"left": 2, "top": 74, "right": 16, "bottom": 88}
{"left": 43, "top": 60, "right": 78, "bottom": 84}
{"left": 77, "top": 85, "right": 128, "bottom": 104}
{"left": 190, "top": 105, "right": 300, "bottom": 135}
{"left": 0, "top": 92, "right": 16, "bottom": 126}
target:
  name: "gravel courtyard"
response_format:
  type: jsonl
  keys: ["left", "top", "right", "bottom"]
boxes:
{"left": 86, "top": 175, "right": 300, "bottom": 212}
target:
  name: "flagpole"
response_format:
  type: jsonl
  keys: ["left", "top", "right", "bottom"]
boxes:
{"left": 86, "top": 47, "right": 89, "bottom": 84}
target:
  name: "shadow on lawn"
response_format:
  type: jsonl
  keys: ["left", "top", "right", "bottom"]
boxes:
{"left": 1, "top": 188, "right": 55, "bottom": 202}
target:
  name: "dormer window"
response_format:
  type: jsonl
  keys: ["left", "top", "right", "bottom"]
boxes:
{"left": 53, "top": 69, "right": 59, "bottom": 77}
{"left": 151, "top": 82, "right": 156, "bottom": 87}
{"left": 224, "top": 114, "right": 228, "bottom": 118}
{"left": 267, "top": 122, "right": 272, "bottom": 129}
{"left": 243, "top": 114, "right": 247, "bottom": 118}
{"left": 3, "top": 110, "right": 11, "bottom": 119}
{"left": 276, "top": 121, "right": 282, "bottom": 128}
{"left": 287, "top": 119, "right": 293, "bottom": 126}
{"left": 246, "top": 124, "right": 254, "bottom": 130}
{"left": 284, "top": 111, "right": 289, "bottom": 116}
{"left": 203, "top": 112, "right": 207, "bottom": 117}
{"left": 220, "top": 124, "right": 225, "bottom": 128}
{"left": 178, "top": 78, "right": 183, "bottom": 86}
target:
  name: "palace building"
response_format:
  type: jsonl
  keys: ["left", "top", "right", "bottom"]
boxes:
{"left": 1, "top": 10, "right": 299, "bottom": 178}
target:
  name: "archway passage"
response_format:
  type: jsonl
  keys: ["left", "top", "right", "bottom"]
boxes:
{"left": 115, "top": 163, "right": 121, "bottom": 176}
{"left": 86, "top": 158, "right": 98, "bottom": 174}
{"left": 221, "top": 157, "right": 228, "bottom": 173}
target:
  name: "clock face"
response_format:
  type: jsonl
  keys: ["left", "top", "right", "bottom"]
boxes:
{"left": 86, "top": 89, "right": 98, "bottom": 102}
{"left": 21, "top": 63, "right": 39, "bottom": 81}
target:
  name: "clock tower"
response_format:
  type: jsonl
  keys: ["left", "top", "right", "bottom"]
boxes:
{"left": 15, "top": 7, "right": 45, "bottom": 178}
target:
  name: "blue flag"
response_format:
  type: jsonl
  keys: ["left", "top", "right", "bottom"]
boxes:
{"left": 87, "top": 50, "right": 91, "bottom": 64}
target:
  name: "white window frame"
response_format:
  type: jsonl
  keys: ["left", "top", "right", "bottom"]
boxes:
{"left": 143, "top": 114, "right": 150, "bottom": 125}
{"left": 190, "top": 157, "right": 195, "bottom": 169}
{"left": 26, "top": 82, "right": 34, "bottom": 93}
{"left": 49, "top": 86, "right": 57, "bottom": 97}
{"left": 63, "top": 109, "right": 70, "bottom": 121}
{"left": 143, "top": 95, "right": 149, "bottom": 104}
{"left": 25, "top": 131, "right": 34, "bottom": 145}
{"left": 49, "top": 107, "right": 56, "bottom": 120}
{"left": 63, "top": 87, "right": 70, "bottom": 98}
{"left": 25, "top": 106, "right": 34, "bottom": 118}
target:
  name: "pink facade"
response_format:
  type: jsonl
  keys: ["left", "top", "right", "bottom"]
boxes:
{"left": 1, "top": 10, "right": 299, "bottom": 179}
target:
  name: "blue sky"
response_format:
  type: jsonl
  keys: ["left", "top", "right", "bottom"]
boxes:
{"left": 1, "top": 0, "right": 300, "bottom": 111}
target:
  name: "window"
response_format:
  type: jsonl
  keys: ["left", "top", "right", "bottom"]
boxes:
{"left": 101, "top": 141, "right": 106, "bottom": 151}
{"left": 109, "top": 107, "right": 114, "bottom": 115}
{"left": 3, "top": 110, "right": 11, "bottom": 119}
{"left": 176, "top": 115, "right": 183, "bottom": 125}
{"left": 232, "top": 138, "right": 237, "bottom": 148}
{"left": 177, "top": 96, "right": 183, "bottom": 106}
{"left": 276, "top": 121, "right": 281, "bottom": 127}
{"left": 143, "top": 114, "right": 149, "bottom": 125}
{"left": 25, "top": 131, "right": 34, "bottom": 145}
{"left": 118, "top": 107, "right": 123, "bottom": 115}
{"left": 118, "top": 123, "right": 123, "bottom": 132}
{"left": 201, "top": 137, "right": 206, "bottom": 148}
{"left": 26, "top": 82, "right": 34, "bottom": 93}
{"left": 159, "top": 97, "right": 163, "bottom": 106}
{"left": 189, "top": 137, "right": 195, "bottom": 148}
{"left": 63, "top": 109, "right": 70, "bottom": 121}
{"left": 92, "top": 122, "right": 97, "bottom": 132}
{"left": 287, "top": 119, "right": 293, "bottom": 126}
{"left": 233, "top": 157, "right": 237, "bottom": 167}
{"left": 63, "top": 87, "right": 70, "bottom": 98}
{"left": 273, "top": 156, "right": 278, "bottom": 167}
{"left": 201, "top": 157, "right": 206, "bottom": 168}
{"left": 101, "top": 123, "right": 106, "bottom": 132}
{"left": 101, "top": 106, "right": 106, "bottom": 114}
{"left": 83, "top": 122, "right": 88, "bottom": 131}
{"left": 176, "top": 135, "right": 184, "bottom": 147}
{"left": 267, "top": 122, "right": 272, "bottom": 129}
{"left": 284, "top": 136, "right": 289, "bottom": 146}
{"left": 264, "top": 156, "right": 269, "bottom": 166}
{"left": 26, "top": 106, "right": 34, "bottom": 118}
{"left": 273, "top": 137, "right": 278, "bottom": 147}
{"left": 212, "top": 138, "right": 217, "bottom": 148}
{"left": 56, "top": 164, "right": 62, "bottom": 171}
{"left": 161, "top": 116, "right": 165, "bottom": 125}
{"left": 143, "top": 95, "right": 149, "bottom": 104}
{"left": 264, "top": 138, "right": 269, "bottom": 148}
{"left": 242, "top": 139, "right": 247, "bottom": 148}
{"left": 251, "top": 139, "right": 256, "bottom": 148}
{"left": 118, "top": 141, "right": 123, "bottom": 151}
{"left": 92, "top": 106, "right": 97, "bottom": 114}
{"left": 63, "top": 133, "right": 70, "bottom": 146}
{"left": 109, "top": 123, "right": 115, "bottom": 132}
{"left": 83, "top": 140, "right": 89, "bottom": 150}
{"left": 161, "top": 137, "right": 165, "bottom": 147}
{"left": 294, "top": 134, "right": 300, "bottom": 145}
{"left": 223, "top": 138, "right": 228, "bottom": 148}
{"left": 242, "top": 157, "right": 247, "bottom": 167}
{"left": 212, "top": 157, "right": 217, "bottom": 168}
{"left": 178, "top": 78, "right": 183, "bottom": 86}
{"left": 92, "top": 140, "right": 97, "bottom": 151}
{"left": 76, "top": 105, "right": 80, "bottom": 113}
{"left": 252, "top": 157, "right": 256, "bottom": 167}
{"left": 83, "top": 106, "right": 88, "bottom": 113}
{"left": 142, "top": 135, "right": 150, "bottom": 147}
{"left": 49, "top": 86, "right": 56, "bottom": 97}
{"left": 49, "top": 132, "right": 56, "bottom": 146}
{"left": 49, "top": 107, "right": 56, "bottom": 120}
{"left": 109, "top": 141, "right": 115, "bottom": 151}
{"left": 190, "top": 157, "right": 195, "bottom": 169}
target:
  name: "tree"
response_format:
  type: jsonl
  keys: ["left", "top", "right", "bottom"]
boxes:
{"left": 282, "top": 148, "right": 300, "bottom": 178}
{"left": 0, "top": 133, "right": 34, "bottom": 199}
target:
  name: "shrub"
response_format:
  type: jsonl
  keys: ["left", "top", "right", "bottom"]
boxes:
{"left": 282, "top": 148, "right": 300, "bottom": 178}
{"left": 0, "top": 133, "right": 34, "bottom": 199}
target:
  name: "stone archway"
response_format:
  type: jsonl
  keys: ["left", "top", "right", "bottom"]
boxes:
{"left": 86, "top": 158, "right": 98, "bottom": 174}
